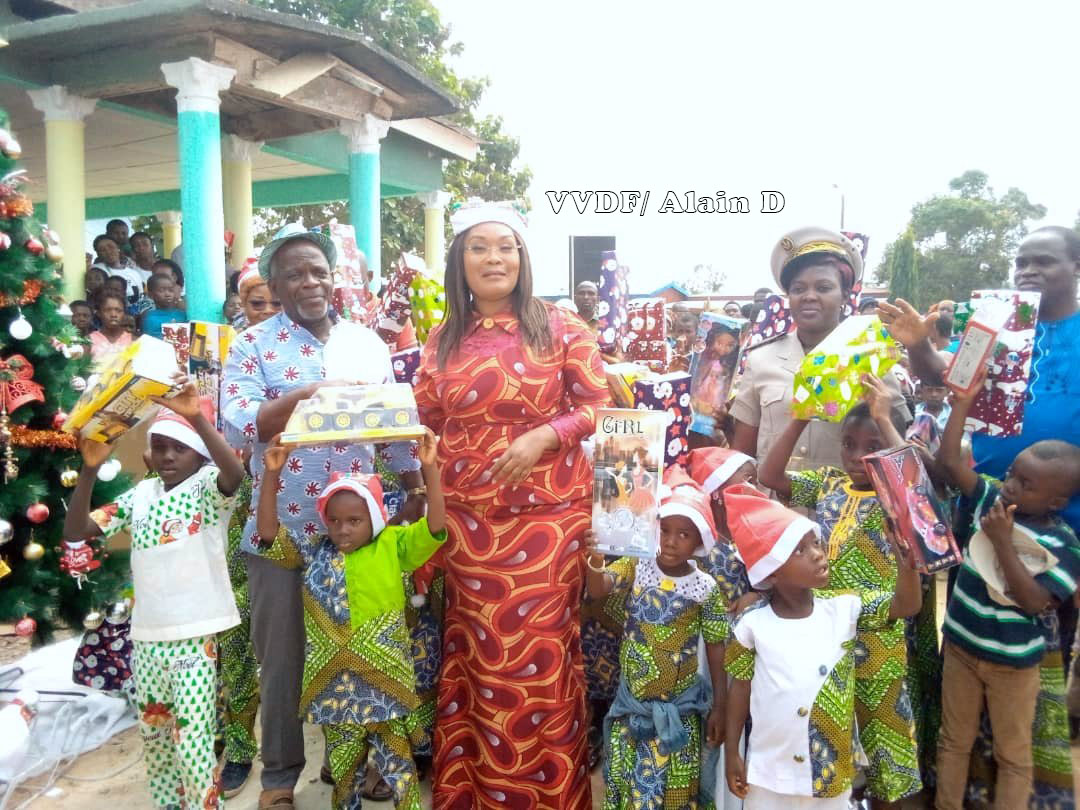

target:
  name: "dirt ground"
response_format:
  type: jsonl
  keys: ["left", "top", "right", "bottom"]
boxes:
{"left": 7, "top": 576, "right": 1080, "bottom": 808}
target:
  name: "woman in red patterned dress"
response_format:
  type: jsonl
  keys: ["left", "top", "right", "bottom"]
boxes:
{"left": 415, "top": 201, "right": 610, "bottom": 809}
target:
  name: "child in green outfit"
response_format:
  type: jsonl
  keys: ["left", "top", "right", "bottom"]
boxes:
{"left": 256, "top": 428, "right": 446, "bottom": 810}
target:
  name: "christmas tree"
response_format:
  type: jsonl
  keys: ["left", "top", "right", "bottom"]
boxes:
{"left": 0, "top": 107, "right": 129, "bottom": 641}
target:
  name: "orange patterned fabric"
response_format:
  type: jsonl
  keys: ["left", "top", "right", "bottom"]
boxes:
{"left": 416, "top": 304, "right": 610, "bottom": 809}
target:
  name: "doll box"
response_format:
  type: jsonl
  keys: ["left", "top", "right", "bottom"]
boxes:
{"left": 591, "top": 408, "right": 667, "bottom": 558}
{"left": 281, "top": 383, "right": 426, "bottom": 447}
{"left": 63, "top": 336, "right": 182, "bottom": 443}
{"left": 863, "top": 445, "right": 962, "bottom": 574}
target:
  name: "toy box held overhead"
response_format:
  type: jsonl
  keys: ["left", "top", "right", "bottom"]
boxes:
{"left": 631, "top": 372, "right": 691, "bottom": 470}
{"left": 596, "top": 250, "right": 629, "bottom": 354}
{"left": 281, "top": 383, "right": 426, "bottom": 447}
{"left": 688, "top": 312, "right": 748, "bottom": 435}
{"left": 792, "top": 315, "right": 902, "bottom": 422}
{"left": 863, "top": 445, "right": 962, "bottom": 574}
{"left": 625, "top": 298, "right": 667, "bottom": 371}
{"left": 63, "top": 336, "right": 182, "bottom": 444}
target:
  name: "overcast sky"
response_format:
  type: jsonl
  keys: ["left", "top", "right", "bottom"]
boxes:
{"left": 432, "top": 0, "right": 1078, "bottom": 298}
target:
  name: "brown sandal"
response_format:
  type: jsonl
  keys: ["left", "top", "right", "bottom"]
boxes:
{"left": 258, "top": 788, "right": 295, "bottom": 809}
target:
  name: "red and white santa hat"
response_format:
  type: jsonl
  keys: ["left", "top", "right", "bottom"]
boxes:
{"left": 315, "top": 472, "right": 388, "bottom": 536}
{"left": 658, "top": 468, "right": 719, "bottom": 556}
{"left": 236, "top": 257, "right": 264, "bottom": 297}
{"left": 723, "top": 483, "right": 820, "bottom": 586}
{"left": 147, "top": 398, "right": 216, "bottom": 460}
{"left": 687, "top": 447, "right": 754, "bottom": 496}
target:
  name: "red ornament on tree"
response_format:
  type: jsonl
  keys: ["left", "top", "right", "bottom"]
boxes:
{"left": 52, "top": 411, "right": 68, "bottom": 430}
{"left": 25, "top": 502, "right": 49, "bottom": 523}
{"left": 23, "top": 236, "right": 43, "bottom": 255}
{"left": 14, "top": 616, "right": 35, "bottom": 636}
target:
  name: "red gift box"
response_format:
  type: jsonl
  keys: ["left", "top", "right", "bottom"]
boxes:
{"left": 625, "top": 299, "right": 668, "bottom": 372}
{"left": 863, "top": 445, "right": 961, "bottom": 574}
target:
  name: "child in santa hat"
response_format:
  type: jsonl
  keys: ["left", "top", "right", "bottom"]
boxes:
{"left": 585, "top": 469, "right": 728, "bottom": 809}
{"left": 255, "top": 428, "right": 444, "bottom": 810}
{"left": 65, "top": 378, "right": 246, "bottom": 810}
{"left": 686, "top": 446, "right": 757, "bottom": 604}
{"left": 758, "top": 374, "right": 924, "bottom": 808}
{"left": 722, "top": 484, "right": 922, "bottom": 809}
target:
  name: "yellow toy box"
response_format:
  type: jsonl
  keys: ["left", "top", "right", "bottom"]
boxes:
{"left": 281, "top": 383, "right": 425, "bottom": 447}
{"left": 63, "top": 336, "right": 182, "bottom": 443}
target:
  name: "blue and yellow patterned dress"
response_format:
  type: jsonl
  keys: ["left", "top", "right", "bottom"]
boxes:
{"left": 601, "top": 556, "right": 727, "bottom": 810}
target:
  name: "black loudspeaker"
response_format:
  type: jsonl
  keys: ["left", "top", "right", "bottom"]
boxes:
{"left": 569, "top": 235, "right": 616, "bottom": 291}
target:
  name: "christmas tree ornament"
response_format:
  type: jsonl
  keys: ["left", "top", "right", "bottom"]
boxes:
{"left": 7, "top": 313, "right": 31, "bottom": 340}
{"left": 105, "top": 599, "right": 131, "bottom": 625}
{"left": 0, "top": 518, "right": 12, "bottom": 545}
{"left": 0, "top": 232, "right": 10, "bottom": 251}
{"left": 97, "top": 458, "right": 120, "bottom": 482}
{"left": 82, "top": 610, "right": 104, "bottom": 630}
{"left": 60, "top": 468, "right": 78, "bottom": 487}
{"left": 0, "top": 128, "right": 22, "bottom": 159}
{"left": 45, "top": 243, "right": 62, "bottom": 263}
{"left": 23, "top": 236, "right": 43, "bottom": 256}
{"left": 21, "top": 540, "right": 44, "bottom": 560}
{"left": 13, "top": 616, "right": 36, "bottom": 636}
{"left": 0, "top": 411, "right": 13, "bottom": 483}
{"left": 56, "top": 302, "right": 72, "bottom": 318}
{"left": 52, "top": 411, "right": 68, "bottom": 430}
{"left": 25, "top": 502, "right": 48, "bottom": 524}
{"left": 71, "top": 376, "right": 86, "bottom": 392}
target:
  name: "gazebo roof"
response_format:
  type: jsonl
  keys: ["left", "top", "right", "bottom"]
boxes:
{"left": 0, "top": 0, "right": 460, "bottom": 139}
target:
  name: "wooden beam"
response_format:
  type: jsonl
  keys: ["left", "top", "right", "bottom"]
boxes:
{"left": 249, "top": 50, "right": 339, "bottom": 97}
{"left": 225, "top": 107, "right": 334, "bottom": 142}
{"left": 46, "top": 33, "right": 216, "bottom": 98}
{"left": 213, "top": 35, "right": 390, "bottom": 124}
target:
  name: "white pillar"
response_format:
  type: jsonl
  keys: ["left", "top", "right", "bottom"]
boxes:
{"left": 222, "top": 134, "right": 262, "bottom": 265}
{"left": 26, "top": 85, "right": 96, "bottom": 302}
{"left": 418, "top": 190, "right": 451, "bottom": 280}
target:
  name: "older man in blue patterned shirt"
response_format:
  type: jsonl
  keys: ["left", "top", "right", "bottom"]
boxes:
{"left": 222, "top": 224, "right": 424, "bottom": 810}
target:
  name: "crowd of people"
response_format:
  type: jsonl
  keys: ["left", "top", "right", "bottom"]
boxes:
{"left": 60, "top": 208, "right": 1080, "bottom": 810}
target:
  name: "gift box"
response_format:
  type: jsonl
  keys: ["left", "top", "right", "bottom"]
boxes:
{"left": 188, "top": 321, "right": 235, "bottom": 429}
{"left": 373, "top": 253, "right": 425, "bottom": 346}
{"left": 791, "top": 315, "right": 902, "bottom": 422}
{"left": 160, "top": 322, "right": 190, "bottom": 368}
{"left": 958, "top": 290, "right": 1039, "bottom": 438}
{"left": 689, "top": 313, "right": 748, "bottom": 435}
{"left": 596, "top": 250, "right": 629, "bottom": 354}
{"left": 317, "top": 220, "right": 370, "bottom": 323}
{"left": 632, "top": 372, "right": 691, "bottom": 470}
{"left": 863, "top": 445, "right": 962, "bottom": 574}
{"left": 409, "top": 273, "right": 446, "bottom": 344}
{"left": 63, "top": 336, "right": 183, "bottom": 443}
{"left": 604, "top": 362, "right": 653, "bottom": 408}
{"left": 391, "top": 347, "right": 421, "bottom": 386}
{"left": 625, "top": 298, "right": 667, "bottom": 371}
{"left": 748, "top": 295, "right": 793, "bottom": 348}
{"left": 591, "top": 408, "right": 667, "bottom": 558}
{"left": 281, "top": 383, "right": 426, "bottom": 447}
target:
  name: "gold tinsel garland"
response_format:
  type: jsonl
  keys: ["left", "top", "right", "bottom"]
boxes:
{"left": 10, "top": 424, "right": 76, "bottom": 450}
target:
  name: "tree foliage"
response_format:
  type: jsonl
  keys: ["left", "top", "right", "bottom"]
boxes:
{"left": 876, "top": 170, "right": 1046, "bottom": 308}
{"left": 887, "top": 229, "right": 919, "bottom": 306}
{"left": 246, "top": 0, "right": 532, "bottom": 276}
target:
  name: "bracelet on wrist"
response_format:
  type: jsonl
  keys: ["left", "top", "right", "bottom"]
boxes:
{"left": 406, "top": 487, "right": 427, "bottom": 497}
{"left": 586, "top": 556, "right": 607, "bottom": 573}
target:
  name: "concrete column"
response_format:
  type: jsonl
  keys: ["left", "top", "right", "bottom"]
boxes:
{"left": 161, "top": 57, "right": 235, "bottom": 322}
{"left": 418, "top": 190, "right": 451, "bottom": 280}
{"left": 26, "top": 85, "right": 96, "bottom": 302}
{"left": 340, "top": 114, "right": 389, "bottom": 291}
{"left": 157, "top": 210, "right": 182, "bottom": 258}
{"left": 221, "top": 134, "right": 262, "bottom": 264}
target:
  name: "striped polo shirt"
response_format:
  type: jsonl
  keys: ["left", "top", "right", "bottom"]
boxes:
{"left": 943, "top": 478, "right": 1080, "bottom": 668}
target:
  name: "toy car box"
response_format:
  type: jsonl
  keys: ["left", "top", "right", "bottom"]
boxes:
{"left": 281, "top": 383, "right": 426, "bottom": 447}
{"left": 63, "top": 336, "right": 182, "bottom": 443}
